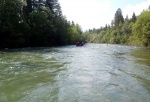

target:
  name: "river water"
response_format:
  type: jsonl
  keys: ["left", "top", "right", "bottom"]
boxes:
{"left": 0, "top": 44, "right": 150, "bottom": 102}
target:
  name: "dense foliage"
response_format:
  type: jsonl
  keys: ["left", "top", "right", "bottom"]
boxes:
{"left": 0, "top": 0, "right": 82, "bottom": 49}
{"left": 83, "top": 7, "right": 150, "bottom": 47}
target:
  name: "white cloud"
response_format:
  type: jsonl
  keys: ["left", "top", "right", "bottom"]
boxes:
{"left": 59, "top": 0, "right": 114, "bottom": 31}
{"left": 59, "top": 0, "right": 150, "bottom": 31}
{"left": 123, "top": 0, "right": 150, "bottom": 18}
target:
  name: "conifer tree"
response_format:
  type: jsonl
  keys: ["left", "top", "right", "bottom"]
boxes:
{"left": 114, "top": 8, "right": 124, "bottom": 30}
{"left": 131, "top": 12, "right": 136, "bottom": 23}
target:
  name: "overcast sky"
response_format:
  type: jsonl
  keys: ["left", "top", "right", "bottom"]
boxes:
{"left": 58, "top": 0, "right": 150, "bottom": 31}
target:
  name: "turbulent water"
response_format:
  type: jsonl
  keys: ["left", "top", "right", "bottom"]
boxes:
{"left": 0, "top": 44, "right": 150, "bottom": 102}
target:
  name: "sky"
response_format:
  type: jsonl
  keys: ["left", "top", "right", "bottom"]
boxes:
{"left": 58, "top": 0, "right": 150, "bottom": 31}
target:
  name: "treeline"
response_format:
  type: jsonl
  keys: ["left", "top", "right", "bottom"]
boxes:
{"left": 0, "top": 0, "right": 82, "bottom": 49}
{"left": 83, "top": 6, "right": 150, "bottom": 47}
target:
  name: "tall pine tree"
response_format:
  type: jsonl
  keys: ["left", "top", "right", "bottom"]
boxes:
{"left": 131, "top": 12, "right": 136, "bottom": 23}
{"left": 46, "top": 0, "right": 62, "bottom": 16}
{"left": 114, "top": 8, "right": 124, "bottom": 31}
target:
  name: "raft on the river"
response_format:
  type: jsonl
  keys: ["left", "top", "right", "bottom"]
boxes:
{"left": 76, "top": 42, "right": 84, "bottom": 46}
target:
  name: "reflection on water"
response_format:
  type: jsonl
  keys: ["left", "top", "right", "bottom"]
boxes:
{"left": 132, "top": 48, "right": 150, "bottom": 66}
{"left": 0, "top": 44, "right": 150, "bottom": 102}
{"left": 131, "top": 48, "right": 150, "bottom": 93}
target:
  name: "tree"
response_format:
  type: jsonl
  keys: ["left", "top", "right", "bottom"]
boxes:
{"left": 131, "top": 12, "right": 136, "bottom": 23}
{"left": 114, "top": 8, "right": 124, "bottom": 31}
{"left": 71, "top": 21, "right": 75, "bottom": 26}
{"left": 46, "top": 0, "right": 62, "bottom": 16}
{"left": 111, "top": 20, "right": 115, "bottom": 27}
{"left": 122, "top": 20, "right": 132, "bottom": 35}
{"left": 125, "top": 15, "right": 129, "bottom": 22}
{"left": 0, "top": 0, "right": 26, "bottom": 48}
{"left": 29, "top": 11, "right": 54, "bottom": 46}
{"left": 105, "top": 24, "right": 108, "bottom": 30}
{"left": 0, "top": 0, "right": 83, "bottom": 49}
{"left": 132, "top": 10, "right": 150, "bottom": 47}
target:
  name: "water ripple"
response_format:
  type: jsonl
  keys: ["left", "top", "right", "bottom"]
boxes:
{"left": 0, "top": 44, "right": 150, "bottom": 102}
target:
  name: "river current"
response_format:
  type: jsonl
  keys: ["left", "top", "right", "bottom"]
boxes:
{"left": 0, "top": 44, "right": 150, "bottom": 102}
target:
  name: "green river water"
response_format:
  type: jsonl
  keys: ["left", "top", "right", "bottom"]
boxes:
{"left": 0, "top": 44, "right": 150, "bottom": 102}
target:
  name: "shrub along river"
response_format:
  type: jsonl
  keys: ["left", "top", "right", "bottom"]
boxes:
{"left": 0, "top": 44, "right": 150, "bottom": 102}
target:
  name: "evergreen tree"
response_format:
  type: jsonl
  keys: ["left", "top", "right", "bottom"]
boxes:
{"left": 0, "top": 0, "right": 26, "bottom": 48}
{"left": 46, "top": 0, "right": 62, "bottom": 16}
{"left": 111, "top": 20, "right": 115, "bottom": 27}
{"left": 25, "top": 0, "right": 33, "bottom": 16}
{"left": 71, "top": 21, "right": 75, "bottom": 26}
{"left": 0, "top": 0, "right": 83, "bottom": 49}
{"left": 131, "top": 12, "right": 136, "bottom": 23}
{"left": 114, "top": 8, "right": 124, "bottom": 30}
{"left": 105, "top": 24, "right": 108, "bottom": 30}
{"left": 125, "top": 15, "right": 129, "bottom": 22}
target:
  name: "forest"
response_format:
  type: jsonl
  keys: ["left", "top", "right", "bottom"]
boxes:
{"left": 0, "top": 0, "right": 82, "bottom": 49}
{"left": 0, "top": 0, "right": 150, "bottom": 49}
{"left": 82, "top": 6, "right": 150, "bottom": 47}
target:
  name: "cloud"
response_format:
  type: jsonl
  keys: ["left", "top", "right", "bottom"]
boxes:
{"left": 59, "top": 0, "right": 150, "bottom": 31}
{"left": 59, "top": 0, "right": 113, "bottom": 31}
{"left": 123, "top": 0, "right": 150, "bottom": 18}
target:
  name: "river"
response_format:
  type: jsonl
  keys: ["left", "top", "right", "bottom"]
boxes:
{"left": 0, "top": 44, "right": 150, "bottom": 102}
